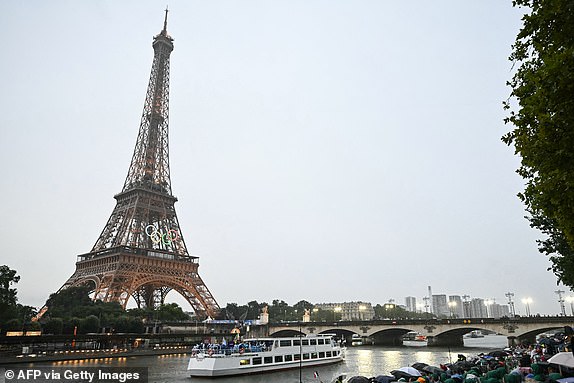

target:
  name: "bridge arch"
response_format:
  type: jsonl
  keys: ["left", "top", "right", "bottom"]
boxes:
{"left": 268, "top": 318, "right": 573, "bottom": 347}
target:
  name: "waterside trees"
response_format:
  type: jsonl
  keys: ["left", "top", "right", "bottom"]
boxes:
{"left": 503, "top": 0, "right": 574, "bottom": 288}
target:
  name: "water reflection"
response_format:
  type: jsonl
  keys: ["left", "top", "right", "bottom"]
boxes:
{"left": 17, "top": 336, "right": 508, "bottom": 383}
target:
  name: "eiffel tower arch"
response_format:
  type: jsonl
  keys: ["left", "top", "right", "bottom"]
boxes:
{"left": 40, "top": 11, "right": 219, "bottom": 319}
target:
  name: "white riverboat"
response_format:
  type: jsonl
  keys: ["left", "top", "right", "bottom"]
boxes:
{"left": 187, "top": 334, "right": 345, "bottom": 377}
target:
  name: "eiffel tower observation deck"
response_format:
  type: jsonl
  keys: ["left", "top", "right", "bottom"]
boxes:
{"left": 40, "top": 11, "right": 219, "bottom": 319}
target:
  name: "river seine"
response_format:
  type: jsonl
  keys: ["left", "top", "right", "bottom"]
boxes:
{"left": 23, "top": 336, "right": 508, "bottom": 383}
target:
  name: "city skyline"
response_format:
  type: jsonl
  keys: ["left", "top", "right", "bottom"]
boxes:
{"left": 1, "top": 2, "right": 572, "bottom": 315}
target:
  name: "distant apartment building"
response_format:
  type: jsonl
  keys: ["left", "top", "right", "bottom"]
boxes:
{"left": 314, "top": 301, "right": 375, "bottom": 321}
{"left": 489, "top": 303, "right": 510, "bottom": 318}
{"left": 448, "top": 295, "right": 464, "bottom": 318}
{"left": 405, "top": 296, "right": 417, "bottom": 312}
{"left": 468, "top": 298, "right": 487, "bottom": 318}
{"left": 432, "top": 295, "right": 449, "bottom": 317}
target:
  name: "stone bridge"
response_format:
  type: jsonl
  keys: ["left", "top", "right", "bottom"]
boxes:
{"left": 262, "top": 316, "right": 574, "bottom": 347}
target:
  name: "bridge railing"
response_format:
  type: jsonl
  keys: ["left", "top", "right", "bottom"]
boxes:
{"left": 270, "top": 315, "right": 574, "bottom": 327}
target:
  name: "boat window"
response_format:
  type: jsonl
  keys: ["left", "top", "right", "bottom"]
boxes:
{"left": 253, "top": 357, "right": 262, "bottom": 365}
{"left": 264, "top": 357, "right": 273, "bottom": 364}
{"left": 293, "top": 339, "right": 301, "bottom": 346}
{"left": 319, "top": 352, "right": 325, "bottom": 358}
{"left": 334, "top": 351, "right": 338, "bottom": 356}
{"left": 325, "top": 339, "right": 331, "bottom": 345}
{"left": 302, "top": 340, "right": 309, "bottom": 346}
{"left": 279, "top": 340, "right": 291, "bottom": 347}
{"left": 303, "top": 353, "right": 310, "bottom": 360}
{"left": 311, "top": 352, "right": 318, "bottom": 359}
{"left": 318, "top": 339, "right": 325, "bottom": 345}
{"left": 326, "top": 351, "right": 332, "bottom": 357}
{"left": 310, "top": 339, "right": 317, "bottom": 345}
{"left": 239, "top": 359, "right": 250, "bottom": 366}
{"left": 274, "top": 356, "right": 283, "bottom": 363}
{"left": 294, "top": 354, "right": 301, "bottom": 361}
{"left": 285, "top": 355, "right": 293, "bottom": 362}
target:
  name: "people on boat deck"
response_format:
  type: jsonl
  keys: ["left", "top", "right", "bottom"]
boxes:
{"left": 191, "top": 340, "right": 272, "bottom": 354}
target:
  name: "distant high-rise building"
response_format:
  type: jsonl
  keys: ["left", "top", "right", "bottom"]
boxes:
{"left": 489, "top": 303, "right": 510, "bottom": 319}
{"left": 432, "top": 295, "right": 449, "bottom": 317}
{"left": 469, "top": 298, "right": 487, "bottom": 318}
{"left": 462, "top": 295, "right": 472, "bottom": 318}
{"left": 448, "top": 295, "right": 464, "bottom": 318}
{"left": 405, "top": 296, "right": 417, "bottom": 312}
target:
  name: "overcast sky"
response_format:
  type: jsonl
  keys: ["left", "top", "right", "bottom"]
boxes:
{"left": 1, "top": 1, "right": 572, "bottom": 317}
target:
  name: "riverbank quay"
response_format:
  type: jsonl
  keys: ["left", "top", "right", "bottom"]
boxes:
{"left": 0, "top": 333, "right": 202, "bottom": 365}
{"left": 0, "top": 321, "right": 268, "bottom": 365}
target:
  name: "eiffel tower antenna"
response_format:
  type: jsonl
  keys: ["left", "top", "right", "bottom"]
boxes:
{"left": 163, "top": 7, "right": 169, "bottom": 35}
{"left": 37, "top": 12, "right": 219, "bottom": 319}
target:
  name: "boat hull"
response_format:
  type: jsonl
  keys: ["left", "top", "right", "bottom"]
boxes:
{"left": 187, "top": 335, "right": 345, "bottom": 377}
{"left": 188, "top": 353, "right": 343, "bottom": 377}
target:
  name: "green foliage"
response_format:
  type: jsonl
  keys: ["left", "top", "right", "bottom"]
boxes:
{"left": 45, "top": 285, "right": 93, "bottom": 318}
{"left": 503, "top": 0, "right": 574, "bottom": 288}
{"left": 310, "top": 308, "right": 342, "bottom": 322}
{"left": 111, "top": 316, "right": 144, "bottom": 333}
{"left": 217, "top": 301, "right": 265, "bottom": 321}
{"left": 0, "top": 265, "right": 21, "bottom": 326}
{"left": 43, "top": 318, "right": 64, "bottom": 335}
{"left": 79, "top": 315, "right": 100, "bottom": 334}
{"left": 24, "top": 321, "right": 41, "bottom": 331}
{"left": 216, "top": 300, "right": 316, "bottom": 322}
{"left": 4, "top": 318, "right": 21, "bottom": 331}
{"left": 267, "top": 300, "right": 299, "bottom": 322}
{"left": 156, "top": 303, "right": 190, "bottom": 321}
{"left": 63, "top": 317, "right": 81, "bottom": 335}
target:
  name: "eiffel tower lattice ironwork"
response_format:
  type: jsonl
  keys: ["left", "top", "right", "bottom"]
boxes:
{"left": 42, "top": 11, "right": 219, "bottom": 319}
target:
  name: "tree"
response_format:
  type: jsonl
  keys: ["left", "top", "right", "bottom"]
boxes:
{"left": 45, "top": 285, "right": 93, "bottom": 318}
{"left": 156, "top": 303, "right": 190, "bottom": 321}
{"left": 503, "top": 0, "right": 574, "bottom": 288}
{"left": 217, "top": 303, "right": 241, "bottom": 320}
{"left": 0, "top": 265, "right": 20, "bottom": 325}
{"left": 43, "top": 318, "right": 64, "bottom": 335}
{"left": 268, "top": 300, "right": 292, "bottom": 322}
{"left": 79, "top": 315, "right": 101, "bottom": 334}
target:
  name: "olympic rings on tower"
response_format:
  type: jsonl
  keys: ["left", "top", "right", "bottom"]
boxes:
{"left": 145, "top": 224, "right": 180, "bottom": 245}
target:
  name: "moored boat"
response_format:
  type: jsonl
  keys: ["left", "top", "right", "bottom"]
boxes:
{"left": 402, "top": 331, "right": 427, "bottom": 342}
{"left": 187, "top": 334, "right": 345, "bottom": 377}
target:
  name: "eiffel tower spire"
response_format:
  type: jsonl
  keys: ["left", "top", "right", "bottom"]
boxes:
{"left": 91, "top": 11, "right": 186, "bottom": 256}
{"left": 38, "top": 13, "right": 219, "bottom": 319}
{"left": 123, "top": 7, "right": 173, "bottom": 195}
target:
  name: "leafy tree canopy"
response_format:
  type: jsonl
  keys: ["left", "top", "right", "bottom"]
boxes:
{"left": 503, "top": 0, "right": 574, "bottom": 288}
{"left": 0, "top": 265, "right": 22, "bottom": 326}
{"left": 0, "top": 265, "right": 20, "bottom": 307}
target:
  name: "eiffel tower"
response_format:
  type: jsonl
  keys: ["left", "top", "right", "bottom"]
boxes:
{"left": 41, "top": 11, "right": 219, "bottom": 319}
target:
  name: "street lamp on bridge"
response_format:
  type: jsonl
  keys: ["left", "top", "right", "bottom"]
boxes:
{"left": 555, "top": 290, "right": 566, "bottom": 316}
{"left": 505, "top": 292, "right": 516, "bottom": 317}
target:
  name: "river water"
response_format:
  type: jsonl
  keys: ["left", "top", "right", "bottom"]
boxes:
{"left": 19, "top": 336, "right": 508, "bottom": 383}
